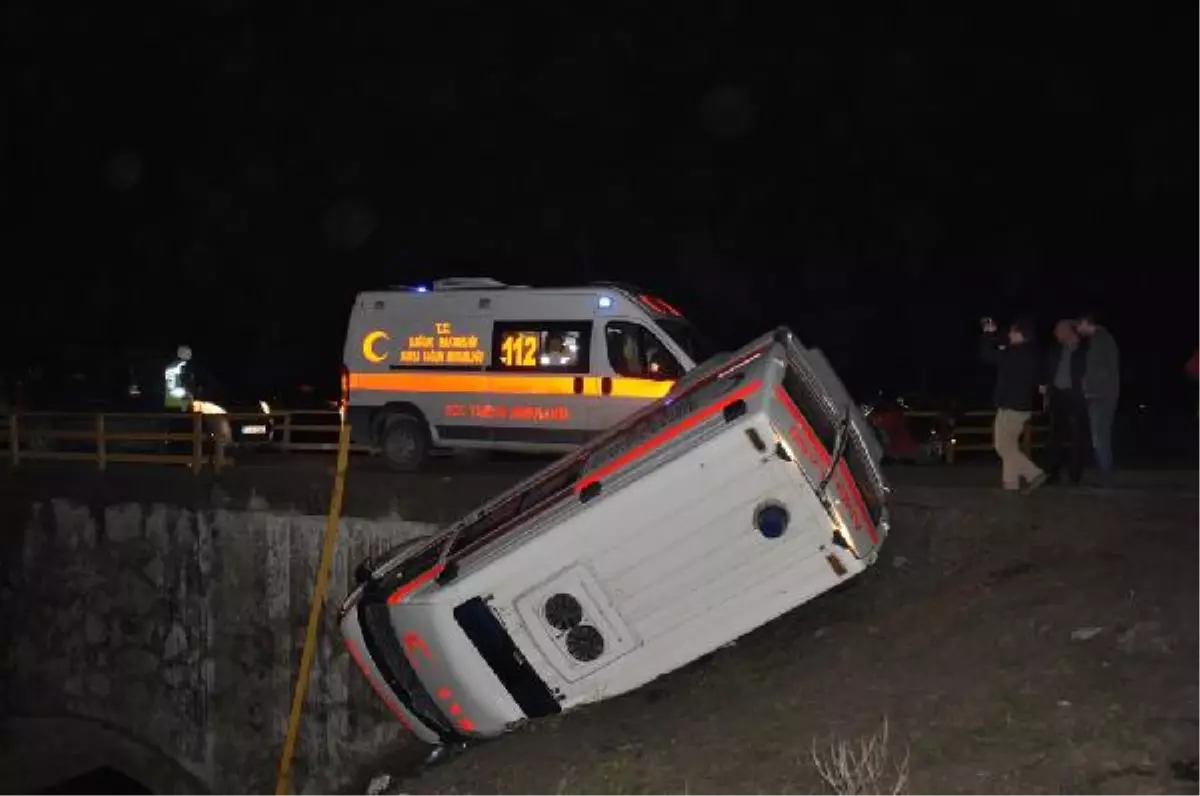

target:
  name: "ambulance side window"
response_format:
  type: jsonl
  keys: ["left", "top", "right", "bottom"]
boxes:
{"left": 605, "top": 322, "right": 683, "bottom": 381}
{"left": 491, "top": 321, "right": 591, "bottom": 374}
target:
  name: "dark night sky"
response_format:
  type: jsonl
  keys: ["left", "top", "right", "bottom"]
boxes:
{"left": 3, "top": 3, "right": 1196, "bottom": 406}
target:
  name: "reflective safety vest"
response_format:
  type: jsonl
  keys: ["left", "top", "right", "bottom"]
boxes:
{"left": 164, "top": 359, "right": 191, "bottom": 410}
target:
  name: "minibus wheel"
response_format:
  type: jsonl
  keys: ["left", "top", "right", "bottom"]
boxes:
{"left": 379, "top": 412, "right": 429, "bottom": 472}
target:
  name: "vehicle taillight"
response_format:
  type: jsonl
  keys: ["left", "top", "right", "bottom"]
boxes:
{"left": 340, "top": 365, "right": 351, "bottom": 411}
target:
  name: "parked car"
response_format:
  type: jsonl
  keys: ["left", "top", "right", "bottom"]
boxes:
{"left": 860, "top": 391, "right": 950, "bottom": 465}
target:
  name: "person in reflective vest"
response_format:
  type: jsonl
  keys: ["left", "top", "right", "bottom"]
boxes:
{"left": 164, "top": 345, "right": 194, "bottom": 410}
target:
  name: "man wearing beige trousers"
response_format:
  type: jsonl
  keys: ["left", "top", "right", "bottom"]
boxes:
{"left": 979, "top": 316, "right": 1048, "bottom": 494}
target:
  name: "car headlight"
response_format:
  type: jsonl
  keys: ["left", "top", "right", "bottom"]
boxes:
{"left": 259, "top": 400, "right": 271, "bottom": 415}
{"left": 192, "top": 400, "right": 227, "bottom": 415}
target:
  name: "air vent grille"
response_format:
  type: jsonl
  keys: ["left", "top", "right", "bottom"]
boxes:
{"left": 565, "top": 625, "right": 605, "bottom": 662}
{"left": 543, "top": 593, "right": 583, "bottom": 632}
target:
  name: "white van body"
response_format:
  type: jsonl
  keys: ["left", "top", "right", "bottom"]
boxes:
{"left": 341, "top": 278, "right": 714, "bottom": 470}
{"left": 340, "top": 326, "right": 890, "bottom": 745}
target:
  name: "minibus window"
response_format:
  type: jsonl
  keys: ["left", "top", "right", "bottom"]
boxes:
{"left": 605, "top": 322, "right": 683, "bottom": 381}
{"left": 655, "top": 318, "right": 717, "bottom": 366}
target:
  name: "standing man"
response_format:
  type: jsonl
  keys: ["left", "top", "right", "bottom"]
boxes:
{"left": 980, "top": 316, "right": 1047, "bottom": 493}
{"left": 164, "top": 344, "right": 194, "bottom": 411}
{"left": 1076, "top": 314, "right": 1120, "bottom": 483}
{"left": 1039, "top": 319, "right": 1089, "bottom": 485}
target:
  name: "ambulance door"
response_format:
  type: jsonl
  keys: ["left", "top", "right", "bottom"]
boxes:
{"left": 467, "top": 319, "right": 596, "bottom": 448}
{"left": 592, "top": 319, "right": 684, "bottom": 431}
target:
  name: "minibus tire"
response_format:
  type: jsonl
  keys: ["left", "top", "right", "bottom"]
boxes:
{"left": 379, "top": 413, "right": 429, "bottom": 472}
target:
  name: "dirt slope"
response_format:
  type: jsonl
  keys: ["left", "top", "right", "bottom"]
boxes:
{"left": 372, "top": 478, "right": 1198, "bottom": 794}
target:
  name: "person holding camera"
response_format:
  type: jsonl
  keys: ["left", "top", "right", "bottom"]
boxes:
{"left": 979, "top": 316, "right": 1047, "bottom": 493}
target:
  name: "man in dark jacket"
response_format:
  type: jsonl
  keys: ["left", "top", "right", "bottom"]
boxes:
{"left": 980, "top": 316, "right": 1047, "bottom": 493}
{"left": 1039, "top": 319, "right": 1090, "bottom": 484}
{"left": 1076, "top": 313, "right": 1120, "bottom": 482}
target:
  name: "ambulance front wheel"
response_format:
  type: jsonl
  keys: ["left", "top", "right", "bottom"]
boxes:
{"left": 379, "top": 413, "right": 430, "bottom": 472}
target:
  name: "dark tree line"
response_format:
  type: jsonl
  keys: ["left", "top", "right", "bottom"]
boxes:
{"left": 3, "top": 2, "right": 1194, "bottom": 399}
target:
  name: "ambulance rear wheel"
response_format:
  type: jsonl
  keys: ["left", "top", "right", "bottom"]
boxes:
{"left": 379, "top": 413, "right": 429, "bottom": 472}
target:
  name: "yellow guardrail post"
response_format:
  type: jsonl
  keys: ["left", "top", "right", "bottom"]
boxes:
{"left": 274, "top": 415, "right": 352, "bottom": 795}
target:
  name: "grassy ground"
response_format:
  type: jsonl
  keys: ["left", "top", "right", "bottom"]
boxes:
{"left": 368, "top": 478, "right": 1197, "bottom": 794}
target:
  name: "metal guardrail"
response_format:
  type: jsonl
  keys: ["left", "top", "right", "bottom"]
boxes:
{"left": 899, "top": 408, "right": 1047, "bottom": 464}
{"left": 0, "top": 409, "right": 376, "bottom": 473}
{"left": 947, "top": 409, "right": 1047, "bottom": 465}
{"left": 2, "top": 411, "right": 218, "bottom": 471}
{"left": 0, "top": 407, "right": 1046, "bottom": 471}
{"left": 268, "top": 411, "right": 378, "bottom": 455}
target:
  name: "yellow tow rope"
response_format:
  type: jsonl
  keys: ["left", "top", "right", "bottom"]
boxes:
{"left": 274, "top": 416, "right": 353, "bottom": 794}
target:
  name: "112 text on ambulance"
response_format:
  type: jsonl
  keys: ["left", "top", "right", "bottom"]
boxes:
{"left": 499, "top": 331, "right": 540, "bottom": 368}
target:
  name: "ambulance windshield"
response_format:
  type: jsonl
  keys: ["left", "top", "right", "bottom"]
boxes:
{"left": 656, "top": 318, "right": 717, "bottom": 366}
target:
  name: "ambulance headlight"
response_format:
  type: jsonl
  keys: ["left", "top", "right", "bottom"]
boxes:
{"left": 754, "top": 502, "right": 790, "bottom": 539}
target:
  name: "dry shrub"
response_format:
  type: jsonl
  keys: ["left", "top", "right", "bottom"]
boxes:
{"left": 811, "top": 717, "right": 910, "bottom": 795}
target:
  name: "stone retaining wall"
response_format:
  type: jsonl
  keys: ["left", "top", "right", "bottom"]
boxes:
{"left": 0, "top": 498, "right": 439, "bottom": 794}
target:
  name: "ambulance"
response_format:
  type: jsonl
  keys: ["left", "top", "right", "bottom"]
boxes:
{"left": 340, "top": 278, "right": 715, "bottom": 470}
{"left": 340, "top": 326, "right": 891, "bottom": 746}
